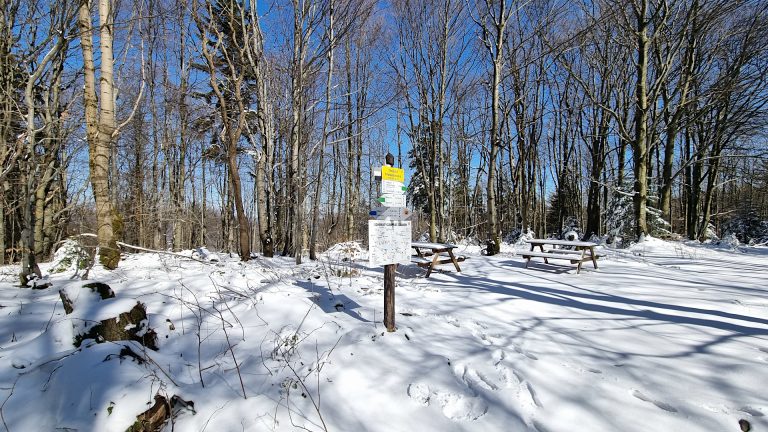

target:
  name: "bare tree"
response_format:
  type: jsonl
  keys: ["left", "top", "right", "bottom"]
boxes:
{"left": 78, "top": 0, "right": 145, "bottom": 269}
{"left": 19, "top": 1, "right": 76, "bottom": 284}
{"left": 473, "top": 0, "right": 514, "bottom": 254}
{"left": 190, "top": 0, "right": 256, "bottom": 261}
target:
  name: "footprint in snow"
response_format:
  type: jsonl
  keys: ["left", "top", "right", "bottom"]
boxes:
{"left": 560, "top": 361, "right": 603, "bottom": 375}
{"left": 532, "top": 419, "right": 552, "bottom": 432}
{"left": 519, "top": 381, "right": 542, "bottom": 409}
{"left": 492, "top": 350, "right": 523, "bottom": 388}
{"left": 407, "top": 383, "right": 431, "bottom": 406}
{"left": 407, "top": 382, "right": 488, "bottom": 421}
{"left": 515, "top": 380, "right": 544, "bottom": 429}
{"left": 738, "top": 406, "right": 764, "bottom": 417}
{"left": 757, "top": 347, "right": 768, "bottom": 361}
{"left": 445, "top": 316, "right": 461, "bottom": 328}
{"left": 512, "top": 344, "right": 539, "bottom": 360}
{"left": 454, "top": 363, "right": 499, "bottom": 391}
{"left": 492, "top": 349, "right": 506, "bottom": 364}
{"left": 631, "top": 389, "right": 678, "bottom": 413}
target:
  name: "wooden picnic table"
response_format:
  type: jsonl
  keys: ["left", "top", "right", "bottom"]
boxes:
{"left": 411, "top": 242, "right": 465, "bottom": 278}
{"left": 522, "top": 239, "right": 600, "bottom": 274}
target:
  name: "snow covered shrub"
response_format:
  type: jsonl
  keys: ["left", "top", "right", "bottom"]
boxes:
{"left": 50, "top": 239, "right": 91, "bottom": 273}
{"left": 646, "top": 205, "right": 671, "bottom": 238}
{"left": 700, "top": 223, "right": 719, "bottom": 242}
{"left": 604, "top": 183, "right": 669, "bottom": 244}
{"left": 503, "top": 229, "right": 523, "bottom": 244}
{"left": 324, "top": 242, "right": 363, "bottom": 277}
{"left": 560, "top": 216, "right": 582, "bottom": 240}
{"left": 192, "top": 247, "right": 220, "bottom": 262}
{"left": 325, "top": 242, "right": 363, "bottom": 261}
{"left": 604, "top": 187, "right": 634, "bottom": 245}
{"left": 716, "top": 233, "right": 741, "bottom": 249}
{"left": 722, "top": 207, "right": 768, "bottom": 244}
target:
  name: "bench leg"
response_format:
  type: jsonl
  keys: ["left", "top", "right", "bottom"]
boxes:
{"left": 536, "top": 244, "right": 549, "bottom": 264}
{"left": 448, "top": 250, "right": 461, "bottom": 272}
{"left": 425, "top": 253, "right": 441, "bottom": 278}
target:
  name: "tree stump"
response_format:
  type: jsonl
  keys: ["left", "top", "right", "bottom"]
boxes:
{"left": 126, "top": 395, "right": 170, "bottom": 432}
{"left": 74, "top": 302, "right": 159, "bottom": 350}
{"left": 125, "top": 394, "right": 195, "bottom": 432}
{"left": 59, "top": 282, "right": 158, "bottom": 350}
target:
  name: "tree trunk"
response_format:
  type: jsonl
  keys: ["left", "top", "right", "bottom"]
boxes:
{"left": 79, "top": 0, "right": 120, "bottom": 269}
{"left": 344, "top": 38, "right": 355, "bottom": 242}
{"left": 487, "top": 54, "right": 502, "bottom": 253}
{"left": 310, "top": 0, "right": 334, "bottom": 261}
{"left": 632, "top": 0, "right": 650, "bottom": 239}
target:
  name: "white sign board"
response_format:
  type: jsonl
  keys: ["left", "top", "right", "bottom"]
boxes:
{"left": 369, "top": 206, "right": 412, "bottom": 220}
{"left": 368, "top": 220, "right": 412, "bottom": 266}
{"left": 377, "top": 193, "right": 406, "bottom": 207}
{"left": 381, "top": 180, "right": 407, "bottom": 195}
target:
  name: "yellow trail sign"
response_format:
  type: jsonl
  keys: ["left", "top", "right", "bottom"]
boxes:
{"left": 381, "top": 166, "right": 405, "bottom": 182}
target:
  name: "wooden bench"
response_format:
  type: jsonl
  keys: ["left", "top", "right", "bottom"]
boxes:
{"left": 411, "top": 242, "right": 466, "bottom": 278}
{"left": 522, "top": 239, "right": 600, "bottom": 274}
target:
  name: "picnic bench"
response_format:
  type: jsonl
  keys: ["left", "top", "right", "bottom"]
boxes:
{"left": 411, "top": 242, "right": 466, "bottom": 278}
{"left": 522, "top": 239, "right": 600, "bottom": 274}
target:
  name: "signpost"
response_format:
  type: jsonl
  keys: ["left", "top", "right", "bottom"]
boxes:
{"left": 381, "top": 180, "right": 407, "bottom": 195}
{"left": 377, "top": 194, "right": 407, "bottom": 207}
{"left": 368, "top": 153, "right": 411, "bottom": 332}
{"left": 369, "top": 206, "right": 411, "bottom": 220}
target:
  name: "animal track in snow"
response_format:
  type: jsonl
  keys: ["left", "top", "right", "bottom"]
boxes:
{"left": 631, "top": 389, "right": 678, "bottom": 413}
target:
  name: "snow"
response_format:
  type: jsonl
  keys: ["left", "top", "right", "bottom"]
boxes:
{"left": 1, "top": 237, "right": 767, "bottom": 431}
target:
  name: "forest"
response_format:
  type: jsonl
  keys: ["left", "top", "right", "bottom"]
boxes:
{"left": 2, "top": 0, "right": 767, "bottom": 283}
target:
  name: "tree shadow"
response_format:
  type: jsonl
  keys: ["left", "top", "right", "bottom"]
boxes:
{"left": 295, "top": 279, "right": 370, "bottom": 323}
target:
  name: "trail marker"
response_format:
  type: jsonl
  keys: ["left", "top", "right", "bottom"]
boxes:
{"left": 369, "top": 206, "right": 411, "bottom": 221}
{"left": 368, "top": 153, "right": 411, "bottom": 332}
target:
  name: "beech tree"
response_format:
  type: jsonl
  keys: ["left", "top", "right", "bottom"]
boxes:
{"left": 78, "top": 0, "right": 140, "bottom": 269}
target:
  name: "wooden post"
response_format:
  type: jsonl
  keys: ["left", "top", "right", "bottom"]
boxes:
{"left": 384, "top": 263, "right": 396, "bottom": 332}
{"left": 384, "top": 152, "right": 396, "bottom": 332}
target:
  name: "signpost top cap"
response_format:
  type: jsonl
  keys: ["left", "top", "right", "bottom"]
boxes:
{"left": 385, "top": 152, "right": 395, "bottom": 166}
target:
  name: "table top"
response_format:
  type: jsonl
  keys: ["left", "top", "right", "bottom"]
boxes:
{"left": 411, "top": 241, "right": 458, "bottom": 250}
{"left": 524, "top": 239, "right": 598, "bottom": 247}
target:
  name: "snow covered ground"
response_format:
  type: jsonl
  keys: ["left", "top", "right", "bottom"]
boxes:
{"left": 0, "top": 237, "right": 766, "bottom": 432}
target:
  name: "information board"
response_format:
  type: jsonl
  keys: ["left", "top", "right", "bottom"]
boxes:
{"left": 368, "top": 220, "right": 412, "bottom": 266}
